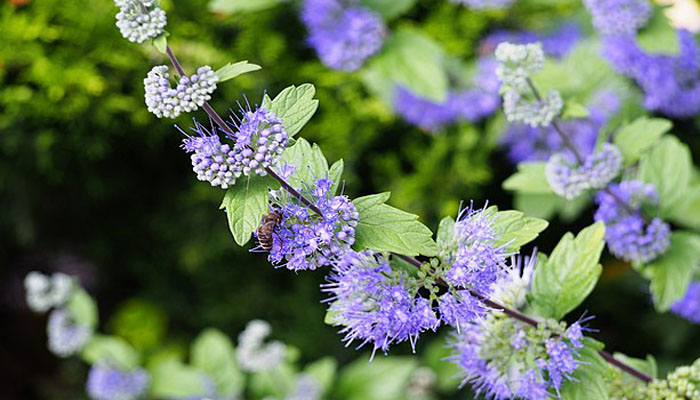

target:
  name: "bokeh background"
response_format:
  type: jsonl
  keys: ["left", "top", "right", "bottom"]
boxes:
{"left": 2, "top": 0, "right": 700, "bottom": 398}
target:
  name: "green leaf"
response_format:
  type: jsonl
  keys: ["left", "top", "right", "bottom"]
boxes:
{"left": 668, "top": 177, "right": 700, "bottom": 230}
{"left": 67, "top": 287, "right": 98, "bottom": 328}
{"left": 613, "top": 117, "right": 672, "bottom": 164}
{"left": 152, "top": 32, "right": 169, "bottom": 54}
{"left": 303, "top": 357, "right": 337, "bottom": 395}
{"left": 214, "top": 61, "right": 261, "bottom": 83}
{"left": 337, "top": 356, "right": 418, "bottom": 400}
{"left": 353, "top": 193, "right": 438, "bottom": 257}
{"left": 436, "top": 216, "right": 455, "bottom": 249}
{"left": 561, "top": 101, "right": 590, "bottom": 119}
{"left": 360, "top": 0, "right": 416, "bottom": 19}
{"left": 81, "top": 335, "right": 140, "bottom": 369}
{"left": 363, "top": 28, "right": 447, "bottom": 102}
{"left": 191, "top": 329, "right": 245, "bottom": 397}
{"left": 323, "top": 309, "right": 341, "bottom": 325}
{"left": 638, "top": 8, "right": 680, "bottom": 55}
{"left": 559, "top": 338, "right": 610, "bottom": 400}
{"left": 613, "top": 353, "right": 657, "bottom": 379}
{"left": 638, "top": 135, "right": 692, "bottom": 218}
{"left": 530, "top": 223, "right": 605, "bottom": 320}
{"left": 266, "top": 84, "right": 319, "bottom": 137}
{"left": 502, "top": 162, "right": 553, "bottom": 194}
{"left": 220, "top": 175, "right": 271, "bottom": 246}
{"left": 278, "top": 138, "right": 330, "bottom": 188}
{"left": 149, "top": 360, "right": 209, "bottom": 398}
{"left": 647, "top": 231, "right": 700, "bottom": 311}
{"left": 328, "top": 159, "right": 344, "bottom": 195}
{"left": 490, "top": 209, "right": 549, "bottom": 252}
{"left": 209, "top": 0, "right": 281, "bottom": 13}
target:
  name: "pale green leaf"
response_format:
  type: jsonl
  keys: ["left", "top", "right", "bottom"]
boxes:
{"left": 360, "top": 0, "right": 416, "bottom": 19}
{"left": 502, "top": 162, "right": 553, "bottom": 194}
{"left": 613, "top": 353, "right": 657, "bottom": 379}
{"left": 436, "top": 216, "right": 455, "bottom": 249}
{"left": 613, "top": 117, "right": 672, "bottom": 164}
{"left": 638, "top": 136, "right": 692, "bottom": 218}
{"left": 560, "top": 338, "right": 610, "bottom": 400}
{"left": 278, "top": 138, "right": 330, "bottom": 189}
{"left": 67, "top": 287, "right": 98, "bottom": 328}
{"left": 80, "top": 335, "right": 140, "bottom": 369}
{"left": 220, "top": 176, "right": 271, "bottom": 246}
{"left": 561, "top": 101, "right": 590, "bottom": 119}
{"left": 647, "top": 231, "right": 700, "bottom": 311}
{"left": 337, "top": 356, "right": 418, "bottom": 400}
{"left": 152, "top": 32, "right": 169, "bottom": 54}
{"left": 215, "top": 61, "right": 261, "bottom": 83}
{"left": 490, "top": 209, "right": 549, "bottom": 252}
{"left": 328, "top": 159, "right": 344, "bottom": 195}
{"left": 267, "top": 84, "right": 319, "bottom": 137}
{"left": 530, "top": 223, "right": 605, "bottom": 319}
{"left": 209, "top": 0, "right": 280, "bottom": 13}
{"left": 303, "top": 357, "right": 337, "bottom": 395}
{"left": 191, "top": 329, "right": 244, "bottom": 397}
{"left": 149, "top": 360, "right": 209, "bottom": 398}
{"left": 353, "top": 193, "right": 437, "bottom": 257}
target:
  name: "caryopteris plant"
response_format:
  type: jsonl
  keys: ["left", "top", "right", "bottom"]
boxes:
{"left": 27, "top": 1, "right": 700, "bottom": 399}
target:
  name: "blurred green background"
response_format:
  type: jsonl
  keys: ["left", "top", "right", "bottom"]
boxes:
{"left": 2, "top": 0, "right": 700, "bottom": 398}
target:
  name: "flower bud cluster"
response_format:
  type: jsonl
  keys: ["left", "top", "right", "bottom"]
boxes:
{"left": 47, "top": 308, "right": 92, "bottom": 357}
{"left": 450, "top": 312, "right": 585, "bottom": 399}
{"left": 266, "top": 177, "right": 359, "bottom": 271}
{"left": 545, "top": 143, "right": 623, "bottom": 199}
{"left": 496, "top": 42, "right": 563, "bottom": 127}
{"left": 236, "top": 320, "right": 286, "bottom": 372}
{"left": 594, "top": 181, "right": 671, "bottom": 265}
{"left": 144, "top": 65, "right": 219, "bottom": 119}
{"left": 24, "top": 271, "right": 73, "bottom": 313}
{"left": 115, "top": 0, "right": 167, "bottom": 44}
{"left": 181, "top": 107, "right": 288, "bottom": 189}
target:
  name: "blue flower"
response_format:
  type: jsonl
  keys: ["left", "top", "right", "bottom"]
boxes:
{"left": 545, "top": 143, "right": 623, "bottom": 199}
{"left": 594, "top": 181, "right": 671, "bottom": 265}
{"left": 671, "top": 281, "right": 700, "bottom": 324}
{"left": 227, "top": 104, "right": 288, "bottom": 177}
{"left": 144, "top": 65, "right": 218, "bottom": 119}
{"left": 301, "top": 0, "right": 385, "bottom": 71}
{"left": 584, "top": 0, "right": 652, "bottom": 35}
{"left": 602, "top": 30, "right": 700, "bottom": 117}
{"left": 323, "top": 251, "right": 439, "bottom": 357}
{"left": 267, "top": 178, "right": 359, "bottom": 271}
{"left": 180, "top": 122, "right": 240, "bottom": 189}
{"left": 86, "top": 363, "right": 149, "bottom": 400}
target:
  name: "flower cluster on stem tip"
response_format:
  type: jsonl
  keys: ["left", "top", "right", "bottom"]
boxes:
{"left": 24, "top": 271, "right": 73, "bottom": 313}
{"left": 583, "top": 0, "right": 652, "bottom": 36}
{"left": 86, "top": 363, "right": 150, "bottom": 400}
{"left": 594, "top": 181, "right": 671, "bottom": 265}
{"left": 265, "top": 177, "right": 358, "bottom": 271}
{"left": 495, "top": 42, "right": 563, "bottom": 127}
{"left": 301, "top": 0, "right": 386, "bottom": 72}
{"left": 450, "top": 312, "right": 586, "bottom": 400}
{"left": 47, "top": 308, "right": 92, "bottom": 358}
{"left": 114, "top": 0, "right": 167, "bottom": 44}
{"left": 180, "top": 104, "right": 288, "bottom": 189}
{"left": 237, "top": 320, "right": 286, "bottom": 372}
{"left": 144, "top": 65, "right": 218, "bottom": 119}
{"left": 545, "top": 143, "right": 623, "bottom": 199}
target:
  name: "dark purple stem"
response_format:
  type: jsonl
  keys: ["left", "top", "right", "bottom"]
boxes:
{"left": 165, "top": 45, "right": 323, "bottom": 216}
{"left": 525, "top": 78, "right": 648, "bottom": 220}
{"left": 394, "top": 253, "right": 652, "bottom": 383}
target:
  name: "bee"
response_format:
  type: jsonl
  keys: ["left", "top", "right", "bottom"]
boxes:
{"left": 256, "top": 211, "right": 282, "bottom": 251}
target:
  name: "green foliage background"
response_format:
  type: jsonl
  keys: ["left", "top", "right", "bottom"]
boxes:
{"left": 2, "top": 0, "right": 700, "bottom": 398}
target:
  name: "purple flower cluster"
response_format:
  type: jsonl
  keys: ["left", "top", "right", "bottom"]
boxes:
{"left": 594, "top": 181, "right": 671, "bottom": 265}
{"left": 545, "top": 143, "right": 623, "bottom": 199}
{"left": 602, "top": 30, "right": 700, "bottom": 117}
{"left": 47, "top": 308, "right": 92, "bottom": 358}
{"left": 323, "top": 251, "right": 439, "bottom": 357}
{"left": 267, "top": 178, "right": 359, "bottom": 271}
{"left": 301, "top": 0, "right": 386, "bottom": 72}
{"left": 448, "top": 0, "right": 514, "bottom": 10}
{"left": 181, "top": 105, "right": 288, "bottom": 189}
{"left": 393, "top": 59, "right": 501, "bottom": 132}
{"left": 671, "top": 282, "right": 700, "bottom": 323}
{"left": 584, "top": 0, "right": 652, "bottom": 35}
{"left": 86, "top": 363, "right": 149, "bottom": 400}
{"left": 441, "top": 207, "right": 509, "bottom": 293}
{"left": 450, "top": 316, "right": 585, "bottom": 399}
{"left": 144, "top": 65, "right": 218, "bottom": 119}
